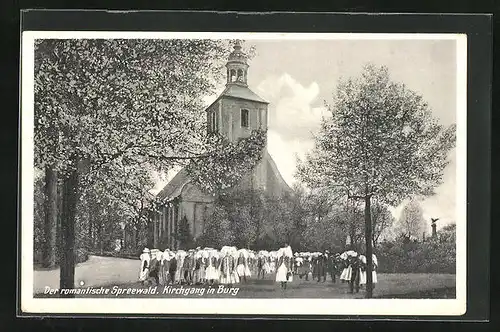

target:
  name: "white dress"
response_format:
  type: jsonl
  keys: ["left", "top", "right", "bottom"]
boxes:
{"left": 263, "top": 260, "right": 271, "bottom": 274}
{"left": 175, "top": 257, "right": 184, "bottom": 282}
{"left": 340, "top": 266, "right": 352, "bottom": 281}
{"left": 270, "top": 260, "right": 276, "bottom": 273}
{"left": 359, "top": 271, "right": 377, "bottom": 284}
{"left": 359, "top": 270, "right": 367, "bottom": 285}
{"left": 236, "top": 258, "right": 252, "bottom": 277}
{"left": 205, "top": 258, "right": 218, "bottom": 281}
{"left": 219, "top": 257, "right": 238, "bottom": 284}
{"left": 275, "top": 257, "right": 292, "bottom": 282}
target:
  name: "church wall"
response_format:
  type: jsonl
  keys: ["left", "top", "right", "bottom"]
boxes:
{"left": 180, "top": 200, "right": 213, "bottom": 240}
{"left": 179, "top": 183, "right": 215, "bottom": 240}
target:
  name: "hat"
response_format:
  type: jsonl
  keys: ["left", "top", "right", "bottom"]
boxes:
{"left": 143, "top": 248, "right": 150, "bottom": 253}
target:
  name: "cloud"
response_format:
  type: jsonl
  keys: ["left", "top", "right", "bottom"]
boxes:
{"left": 256, "top": 73, "right": 329, "bottom": 141}
{"left": 256, "top": 73, "right": 330, "bottom": 186}
{"left": 387, "top": 150, "right": 457, "bottom": 233}
{"left": 267, "top": 129, "right": 314, "bottom": 187}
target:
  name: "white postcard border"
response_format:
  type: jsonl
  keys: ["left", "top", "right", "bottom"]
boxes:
{"left": 20, "top": 31, "right": 467, "bottom": 316}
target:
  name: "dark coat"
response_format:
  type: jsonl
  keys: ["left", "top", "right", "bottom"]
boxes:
{"left": 316, "top": 256, "right": 327, "bottom": 275}
{"left": 169, "top": 258, "right": 177, "bottom": 274}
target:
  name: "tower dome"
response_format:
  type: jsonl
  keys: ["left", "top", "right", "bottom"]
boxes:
{"left": 226, "top": 40, "right": 249, "bottom": 86}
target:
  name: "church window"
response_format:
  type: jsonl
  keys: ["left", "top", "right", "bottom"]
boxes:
{"left": 237, "top": 69, "right": 244, "bottom": 82}
{"left": 209, "top": 111, "right": 217, "bottom": 132}
{"left": 230, "top": 69, "right": 236, "bottom": 82}
{"left": 241, "top": 109, "right": 249, "bottom": 128}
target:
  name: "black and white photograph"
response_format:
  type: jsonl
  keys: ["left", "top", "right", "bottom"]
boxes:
{"left": 20, "top": 30, "right": 467, "bottom": 316}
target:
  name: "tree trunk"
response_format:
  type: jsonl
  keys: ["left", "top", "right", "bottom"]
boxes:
{"left": 99, "top": 220, "right": 104, "bottom": 255}
{"left": 42, "top": 166, "right": 58, "bottom": 268}
{"left": 59, "top": 165, "right": 79, "bottom": 296}
{"left": 89, "top": 213, "right": 94, "bottom": 250}
{"left": 364, "top": 195, "right": 373, "bottom": 299}
{"left": 153, "top": 214, "right": 158, "bottom": 248}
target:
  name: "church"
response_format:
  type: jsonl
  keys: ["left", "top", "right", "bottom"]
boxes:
{"left": 150, "top": 41, "right": 291, "bottom": 249}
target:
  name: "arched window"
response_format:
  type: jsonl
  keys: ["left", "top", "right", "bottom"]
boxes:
{"left": 237, "top": 69, "right": 243, "bottom": 82}
{"left": 230, "top": 69, "right": 236, "bottom": 82}
{"left": 241, "top": 109, "right": 249, "bottom": 128}
{"left": 208, "top": 111, "right": 217, "bottom": 132}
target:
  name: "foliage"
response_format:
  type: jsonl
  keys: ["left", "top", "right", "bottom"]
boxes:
{"left": 376, "top": 225, "right": 456, "bottom": 273}
{"left": 197, "top": 186, "right": 309, "bottom": 250}
{"left": 370, "top": 199, "right": 395, "bottom": 247}
{"left": 33, "top": 173, "right": 46, "bottom": 265}
{"left": 185, "top": 129, "right": 267, "bottom": 194}
{"left": 197, "top": 205, "right": 235, "bottom": 248}
{"left": 296, "top": 63, "right": 456, "bottom": 296}
{"left": 296, "top": 63, "right": 456, "bottom": 205}
{"left": 33, "top": 39, "right": 266, "bottom": 279}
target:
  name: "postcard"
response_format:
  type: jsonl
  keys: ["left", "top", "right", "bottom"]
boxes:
{"left": 20, "top": 30, "right": 467, "bottom": 316}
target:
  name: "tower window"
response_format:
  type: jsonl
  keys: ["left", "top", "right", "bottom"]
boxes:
{"left": 237, "top": 69, "right": 244, "bottom": 82}
{"left": 230, "top": 69, "right": 236, "bottom": 82}
{"left": 241, "top": 109, "right": 249, "bottom": 128}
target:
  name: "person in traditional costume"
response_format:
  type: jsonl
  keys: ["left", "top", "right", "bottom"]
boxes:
{"left": 293, "top": 253, "right": 300, "bottom": 275}
{"left": 230, "top": 247, "right": 240, "bottom": 284}
{"left": 174, "top": 250, "right": 186, "bottom": 284}
{"left": 168, "top": 251, "right": 177, "bottom": 284}
{"left": 257, "top": 254, "right": 266, "bottom": 279}
{"left": 297, "top": 253, "right": 309, "bottom": 280}
{"left": 157, "top": 251, "right": 166, "bottom": 285}
{"left": 205, "top": 250, "right": 219, "bottom": 285}
{"left": 372, "top": 254, "right": 378, "bottom": 288}
{"left": 219, "top": 247, "right": 237, "bottom": 286}
{"left": 275, "top": 244, "right": 294, "bottom": 290}
{"left": 326, "top": 251, "right": 338, "bottom": 283}
{"left": 347, "top": 253, "right": 361, "bottom": 294}
{"left": 358, "top": 255, "right": 367, "bottom": 287}
{"left": 236, "top": 249, "right": 251, "bottom": 283}
{"left": 148, "top": 249, "right": 161, "bottom": 286}
{"left": 316, "top": 252, "right": 327, "bottom": 282}
{"left": 311, "top": 254, "right": 319, "bottom": 281}
{"left": 303, "top": 254, "right": 313, "bottom": 281}
{"left": 359, "top": 254, "right": 378, "bottom": 289}
{"left": 184, "top": 250, "right": 197, "bottom": 285}
{"left": 192, "top": 250, "right": 202, "bottom": 285}
{"left": 269, "top": 251, "right": 277, "bottom": 273}
{"left": 294, "top": 256, "right": 303, "bottom": 278}
{"left": 200, "top": 250, "right": 209, "bottom": 284}
{"left": 339, "top": 252, "right": 351, "bottom": 283}
{"left": 139, "top": 248, "right": 151, "bottom": 284}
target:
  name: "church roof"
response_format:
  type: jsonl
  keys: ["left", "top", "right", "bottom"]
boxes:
{"left": 206, "top": 85, "right": 269, "bottom": 110}
{"left": 156, "top": 168, "right": 190, "bottom": 201}
{"left": 222, "top": 84, "right": 268, "bottom": 104}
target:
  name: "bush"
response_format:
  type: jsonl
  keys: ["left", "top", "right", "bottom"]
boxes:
{"left": 376, "top": 236, "right": 455, "bottom": 274}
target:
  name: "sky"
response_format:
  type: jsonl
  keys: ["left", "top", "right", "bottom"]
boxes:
{"left": 154, "top": 38, "right": 459, "bottom": 232}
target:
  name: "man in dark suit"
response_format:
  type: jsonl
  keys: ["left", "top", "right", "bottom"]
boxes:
{"left": 317, "top": 253, "right": 327, "bottom": 282}
{"left": 326, "top": 251, "right": 338, "bottom": 283}
{"left": 348, "top": 255, "right": 360, "bottom": 294}
{"left": 168, "top": 256, "right": 177, "bottom": 284}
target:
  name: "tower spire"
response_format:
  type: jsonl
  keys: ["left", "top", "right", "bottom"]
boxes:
{"left": 226, "top": 40, "right": 249, "bottom": 86}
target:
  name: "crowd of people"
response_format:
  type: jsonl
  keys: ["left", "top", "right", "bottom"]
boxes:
{"left": 139, "top": 244, "right": 378, "bottom": 294}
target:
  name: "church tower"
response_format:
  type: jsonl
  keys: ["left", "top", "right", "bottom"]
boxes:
{"left": 206, "top": 40, "right": 269, "bottom": 143}
{"left": 155, "top": 40, "right": 292, "bottom": 247}
{"left": 205, "top": 40, "right": 272, "bottom": 191}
